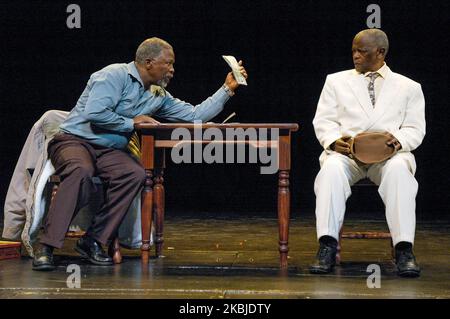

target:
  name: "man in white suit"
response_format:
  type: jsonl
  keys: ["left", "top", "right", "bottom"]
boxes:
{"left": 310, "top": 29, "right": 425, "bottom": 277}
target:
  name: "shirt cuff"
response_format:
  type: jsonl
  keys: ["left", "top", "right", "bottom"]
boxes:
{"left": 124, "top": 117, "right": 135, "bottom": 132}
{"left": 323, "top": 133, "right": 342, "bottom": 150}
{"left": 221, "top": 84, "right": 235, "bottom": 97}
{"left": 391, "top": 130, "right": 409, "bottom": 152}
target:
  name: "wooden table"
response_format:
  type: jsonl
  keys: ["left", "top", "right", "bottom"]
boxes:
{"left": 135, "top": 123, "right": 299, "bottom": 268}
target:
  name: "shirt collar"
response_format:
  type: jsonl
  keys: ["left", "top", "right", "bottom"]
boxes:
{"left": 363, "top": 62, "right": 388, "bottom": 79}
{"left": 127, "top": 61, "right": 145, "bottom": 87}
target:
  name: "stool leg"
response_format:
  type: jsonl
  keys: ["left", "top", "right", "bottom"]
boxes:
{"left": 108, "top": 237, "right": 122, "bottom": 264}
{"left": 50, "top": 183, "right": 59, "bottom": 208}
{"left": 336, "top": 227, "right": 343, "bottom": 265}
{"left": 390, "top": 238, "right": 395, "bottom": 261}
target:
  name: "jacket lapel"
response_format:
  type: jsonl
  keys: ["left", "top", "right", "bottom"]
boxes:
{"left": 346, "top": 72, "right": 372, "bottom": 118}
{"left": 365, "top": 67, "right": 400, "bottom": 130}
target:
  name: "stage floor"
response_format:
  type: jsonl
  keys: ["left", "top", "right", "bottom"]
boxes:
{"left": 1, "top": 216, "right": 449, "bottom": 299}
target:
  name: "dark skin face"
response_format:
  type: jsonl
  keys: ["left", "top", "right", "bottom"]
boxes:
{"left": 352, "top": 33, "right": 385, "bottom": 73}
{"left": 136, "top": 48, "right": 175, "bottom": 90}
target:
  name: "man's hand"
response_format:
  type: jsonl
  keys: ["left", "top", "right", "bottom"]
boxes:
{"left": 384, "top": 132, "right": 402, "bottom": 151}
{"left": 224, "top": 60, "right": 248, "bottom": 92}
{"left": 330, "top": 136, "right": 352, "bottom": 156}
{"left": 133, "top": 115, "right": 160, "bottom": 125}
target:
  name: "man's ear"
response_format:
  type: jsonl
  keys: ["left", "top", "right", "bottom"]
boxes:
{"left": 378, "top": 48, "right": 386, "bottom": 58}
{"left": 145, "top": 58, "right": 153, "bottom": 70}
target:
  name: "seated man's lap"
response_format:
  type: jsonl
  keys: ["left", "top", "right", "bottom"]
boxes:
{"left": 319, "top": 153, "right": 366, "bottom": 185}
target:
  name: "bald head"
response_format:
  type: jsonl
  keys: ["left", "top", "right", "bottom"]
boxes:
{"left": 354, "top": 29, "right": 389, "bottom": 57}
{"left": 135, "top": 37, "right": 173, "bottom": 64}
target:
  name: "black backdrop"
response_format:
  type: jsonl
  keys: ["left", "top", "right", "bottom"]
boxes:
{"left": 1, "top": 0, "right": 448, "bottom": 221}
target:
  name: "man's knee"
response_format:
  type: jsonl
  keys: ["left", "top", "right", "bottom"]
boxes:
{"left": 384, "top": 157, "right": 413, "bottom": 178}
{"left": 318, "top": 157, "right": 347, "bottom": 180}
{"left": 379, "top": 157, "right": 418, "bottom": 195}
{"left": 124, "top": 163, "right": 146, "bottom": 185}
{"left": 68, "top": 163, "right": 95, "bottom": 181}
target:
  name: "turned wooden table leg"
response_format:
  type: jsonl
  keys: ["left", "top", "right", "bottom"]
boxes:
{"left": 140, "top": 134, "right": 155, "bottom": 263}
{"left": 278, "top": 170, "right": 290, "bottom": 269}
{"left": 141, "top": 169, "right": 153, "bottom": 263}
{"left": 153, "top": 168, "right": 165, "bottom": 257}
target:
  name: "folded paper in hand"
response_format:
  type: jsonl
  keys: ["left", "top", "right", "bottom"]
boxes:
{"left": 222, "top": 55, "right": 247, "bottom": 86}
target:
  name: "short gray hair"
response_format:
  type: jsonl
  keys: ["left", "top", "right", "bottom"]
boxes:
{"left": 357, "top": 29, "right": 389, "bottom": 56}
{"left": 135, "top": 37, "right": 173, "bottom": 64}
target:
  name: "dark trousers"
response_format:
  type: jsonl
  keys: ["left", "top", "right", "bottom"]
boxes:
{"left": 40, "top": 133, "right": 145, "bottom": 248}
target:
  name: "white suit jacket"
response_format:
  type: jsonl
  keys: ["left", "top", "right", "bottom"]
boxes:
{"left": 313, "top": 66, "right": 426, "bottom": 173}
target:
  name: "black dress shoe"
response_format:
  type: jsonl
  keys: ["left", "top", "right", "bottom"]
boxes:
{"left": 309, "top": 236, "right": 338, "bottom": 274}
{"left": 395, "top": 243, "right": 421, "bottom": 278}
{"left": 32, "top": 244, "right": 56, "bottom": 271}
{"left": 75, "top": 236, "right": 113, "bottom": 266}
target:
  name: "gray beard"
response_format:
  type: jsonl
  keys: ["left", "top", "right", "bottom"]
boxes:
{"left": 157, "top": 77, "right": 170, "bottom": 88}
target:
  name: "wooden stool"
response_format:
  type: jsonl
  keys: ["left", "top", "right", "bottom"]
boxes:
{"left": 48, "top": 175, "right": 122, "bottom": 264}
{"left": 336, "top": 178, "right": 393, "bottom": 265}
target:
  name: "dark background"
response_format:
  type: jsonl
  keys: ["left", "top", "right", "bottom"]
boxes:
{"left": 0, "top": 0, "right": 448, "bottom": 222}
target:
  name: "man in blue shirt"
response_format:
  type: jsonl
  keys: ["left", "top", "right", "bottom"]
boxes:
{"left": 32, "top": 37, "right": 248, "bottom": 271}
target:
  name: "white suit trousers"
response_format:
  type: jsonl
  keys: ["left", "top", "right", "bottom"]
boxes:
{"left": 314, "top": 152, "right": 418, "bottom": 246}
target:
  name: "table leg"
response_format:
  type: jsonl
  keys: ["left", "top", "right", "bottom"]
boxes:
{"left": 278, "top": 170, "right": 290, "bottom": 268}
{"left": 153, "top": 168, "right": 165, "bottom": 257}
{"left": 141, "top": 169, "right": 153, "bottom": 263}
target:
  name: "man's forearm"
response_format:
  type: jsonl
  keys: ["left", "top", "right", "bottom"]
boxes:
{"left": 191, "top": 86, "right": 231, "bottom": 121}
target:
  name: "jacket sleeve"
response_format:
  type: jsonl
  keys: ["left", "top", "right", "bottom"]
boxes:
{"left": 392, "top": 83, "right": 426, "bottom": 152}
{"left": 312, "top": 75, "right": 342, "bottom": 150}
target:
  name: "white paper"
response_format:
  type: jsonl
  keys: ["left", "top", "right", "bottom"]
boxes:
{"left": 222, "top": 55, "right": 247, "bottom": 86}
{"left": 222, "top": 112, "right": 237, "bottom": 124}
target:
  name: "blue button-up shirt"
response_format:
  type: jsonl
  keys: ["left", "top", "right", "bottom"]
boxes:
{"left": 60, "top": 61, "right": 230, "bottom": 149}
